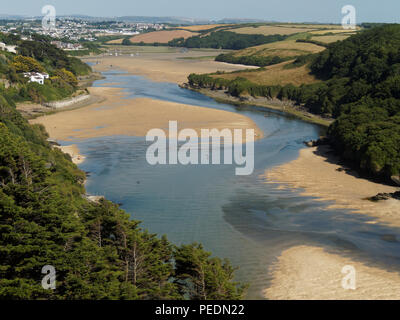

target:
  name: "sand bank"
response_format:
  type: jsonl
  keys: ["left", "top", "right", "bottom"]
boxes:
{"left": 30, "top": 86, "right": 263, "bottom": 143}
{"left": 264, "top": 245, "right": 400, "bottom": 300}
{"left": 263, "top": 146, "right": 400, "bottom": 227}
{"left": 85, "top": 52, "right": 257, "bottom": 84}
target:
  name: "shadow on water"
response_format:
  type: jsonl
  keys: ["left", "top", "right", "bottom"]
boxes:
{"left": 66, "top": 71, "right": 400, "bottom": 299}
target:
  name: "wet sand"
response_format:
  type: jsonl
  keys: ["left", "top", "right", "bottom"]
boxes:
{"left": 263, "top": 146, "right": 400, "bottom": 299}
{"left": 85, "top": 52, "right": 257, "bottom": 84}
{"left": 264, "top": 146, "right": 400, "bottom": 228}
{"left": 264, "top": 245, "right": 400, "bottom": 300}
{"left": 30, "top": 86, "right": 263, "bottom": 143}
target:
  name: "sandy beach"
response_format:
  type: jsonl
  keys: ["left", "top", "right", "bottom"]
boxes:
{"left": 263, "top": 145, "right": 400, "bottom": 299}
{"left": 85, "top": 51, "right": 257, "bottom": 84}
{"left": 264, "top": 245, "right": 400, "bottom": 300}
{"left": 31, "top": 86, "right": 263, "bottom": 143}
{"left": 30, "top": 50, "right": 262, "bottom": 163}
{"left": 264, "top": 146, "right": 400, "bottom": 228}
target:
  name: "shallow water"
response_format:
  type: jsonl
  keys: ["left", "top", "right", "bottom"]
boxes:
{"left": 65, "top": 71, "right": 400, "bottom": 299}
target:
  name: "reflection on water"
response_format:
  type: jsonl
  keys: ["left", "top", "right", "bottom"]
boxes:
{"left": 64, "top": 71, "right": 400, "bottom": 299}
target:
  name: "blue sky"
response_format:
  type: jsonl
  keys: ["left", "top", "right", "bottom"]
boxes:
{"left": 2, "top": 0, "right": 400, "bottom": 23}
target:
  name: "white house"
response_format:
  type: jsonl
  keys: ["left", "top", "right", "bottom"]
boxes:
{"left": 0, "top": 42, "right": 17, "bottom": 54}
{"left": 23, "top": 72, "right": 50, "bottom": 85}
{"left": 5, "top": 45, "right": 17, "bottom": 54}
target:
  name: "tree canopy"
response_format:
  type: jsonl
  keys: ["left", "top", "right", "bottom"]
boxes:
{"left": 0, "top": 33, "right": 246, "bottom": 299}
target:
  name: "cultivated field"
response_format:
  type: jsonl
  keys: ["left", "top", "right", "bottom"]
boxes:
{"left": 232, "top": 25, "right": 317, "bottom": 36}
{"left": 178, "top": 24, "right": 232, "bottom": 31}
{"left": 108, "top": 30, "right": 198, "bottom": 44}
{"left": 211, "top": 60, "right": 319, "bottom": 86}
{"left": 231, "top": 39, "right": 325, "bottom": 58}
{"left": 311, "top": 34, "right": 351, "bottom": 43}
{"left": 129, "top": 30, "right": 198, "bottom": 43}
{"left": 276, "top": 24, "right": 344, "bottom": 29}
{"left": 310, "top": 28, "right": 359, "bottom": 35}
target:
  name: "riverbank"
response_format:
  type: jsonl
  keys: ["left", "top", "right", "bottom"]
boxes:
{"left": 186, "top": 86, "right": 332, "bottom": 127}
{"left": 84, "top": 53, "right": 332, "bottom": 127}
{"left": 17, "top": 92, "right": 105, "bottom": 119}
{"left": 264, "top": 245, "right": 400, "bottom": 300}
{"left": 264, "top": 146, "right": 400, "bottom": 228}
{"left": 30, "top": 86, "right": 263, "bottom": 143}
{"left": 29, "top": 51, "right": 263, "bottom": 161}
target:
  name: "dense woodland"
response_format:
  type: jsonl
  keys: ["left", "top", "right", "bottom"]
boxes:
{"left": 189, "top": 25, "right": 400, "bottom": 181}
{"left": 0, "top": 35, "right": 246, "bottom": 299}
{"left": 215, "top": 52, "right": 289, "bottom": 67}
{"left": 167, "top": 31, "right": 286, "bottom": 50}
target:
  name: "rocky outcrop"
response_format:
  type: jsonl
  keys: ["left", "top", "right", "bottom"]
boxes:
{"left": 392, "top": 176, "right": 400, "bottom": 186}
{"left": 304, "top": 136, "right": 331, "bottom": 147}
{"left": 44, "top": 94, "right": 91, "bottom": 109}
{"left": 368, "top": 191, "right": 400, "bottom": 202}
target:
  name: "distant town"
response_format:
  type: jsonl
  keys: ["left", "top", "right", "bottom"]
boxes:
{"left": 0, "top": 18, "right": 165, "bottom": 43}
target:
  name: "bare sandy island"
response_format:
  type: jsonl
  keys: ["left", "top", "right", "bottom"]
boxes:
{"left": 263, "top": 146, "right": 400, "bottom": 228}
{"left": 85, "top": 51, "right": 257, "bottom": 84}
{"left": 264, "top": 245, "right": 400, "bottom": 300}
{"left": 30, "top": 86, "right": 263, "bottom": 143}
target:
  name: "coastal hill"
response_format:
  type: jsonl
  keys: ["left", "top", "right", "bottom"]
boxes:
{"left": 188, "top": 24, "right": 400, "bottom": 183}
{"left": 109, "top": 22, "right": 355, "bottom": 52}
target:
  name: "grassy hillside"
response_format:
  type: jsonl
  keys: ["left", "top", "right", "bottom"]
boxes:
{"left": 215, "top": 39, "right": 326, "bottom": 67}
{"left": 214, "top": 24, "right": 357, "bottom": 67}
{"left": 210, "top": 60, "right": 319, "bottom": 86}
{"left": 231, "top": 25, "right": 317, "bottom": 35}
{"left": 112, "top": 23, "right": 356, "bottom": 54}
{"left": 188, "top": 24, "right": 400, "bottom": 182}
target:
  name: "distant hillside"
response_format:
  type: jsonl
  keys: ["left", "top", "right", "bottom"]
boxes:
{"left": 215, "top": 39, "right": 325, "bottom": 67}
{"left": 213, "top": 24, "right": 355, "bottom": 67}
{"left": 189, "top": 25, "right": 400, "bottom": 181}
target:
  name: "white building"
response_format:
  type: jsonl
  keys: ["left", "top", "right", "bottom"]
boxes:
{"left": 0, "top": 42, "right": 17, "bottom": 54}
{"left": 23, "top": 72, "right": 50, "bottom": 85}
{"left": 5, "top": 45, "right": 17, "bottom": 54}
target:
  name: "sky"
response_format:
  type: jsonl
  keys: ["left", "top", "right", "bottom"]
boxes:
{"left": 2, "top": 0, "right": 400, "bottom": 23}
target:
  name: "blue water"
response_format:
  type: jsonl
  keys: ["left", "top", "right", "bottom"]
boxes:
{"left": 65, "top": 71, "right": 400, "bottom": 299}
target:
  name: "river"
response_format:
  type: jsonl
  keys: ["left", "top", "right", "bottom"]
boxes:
{"left": 68, "top": 70, "right": 400, "bottom": 299}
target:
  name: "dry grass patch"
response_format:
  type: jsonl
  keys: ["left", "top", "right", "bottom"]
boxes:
{"left": 129, "top": 30, "right": 198, "bottom": 43}
{"left": 211, "top": 60, "right": 319, "bottom": 86}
